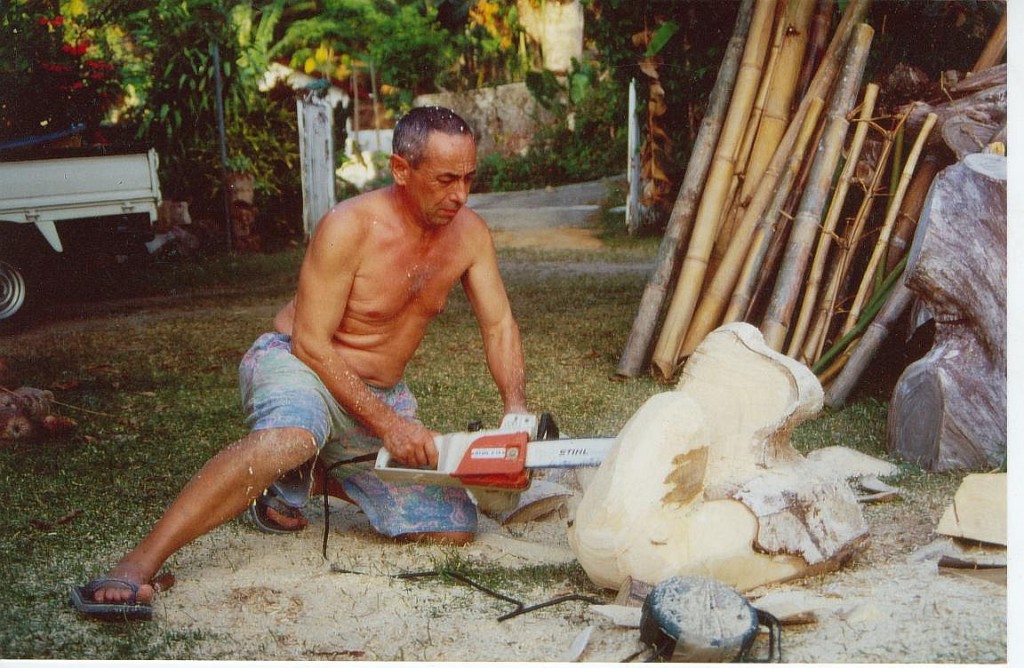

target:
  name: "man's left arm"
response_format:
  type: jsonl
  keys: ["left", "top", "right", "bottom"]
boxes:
{"left": 461, "top": 235, "right": 528, "bottom": 416}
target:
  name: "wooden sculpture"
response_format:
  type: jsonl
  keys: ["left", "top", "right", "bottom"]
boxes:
{"left": 568, "top": 323, "right": 869, "bottom": 592}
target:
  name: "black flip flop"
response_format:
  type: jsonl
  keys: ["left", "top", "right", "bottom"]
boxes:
{"left": 69, "top": 573, "right": 174, "bottom": 622}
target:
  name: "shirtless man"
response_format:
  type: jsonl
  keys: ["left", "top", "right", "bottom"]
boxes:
{"left": 71, "top": 106, "right": 527, "bottom": 620}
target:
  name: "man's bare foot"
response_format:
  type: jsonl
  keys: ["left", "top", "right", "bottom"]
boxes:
{"left": 262, "top": 503, "right": 309, "bottom": 530}
{"left": 259, "top": 464, "right": 353, "bottom": 531}
{"left": 88, "top": 567, "right": 174, "bottom": 604}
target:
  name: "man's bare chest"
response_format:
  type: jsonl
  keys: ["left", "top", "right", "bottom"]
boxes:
{"left": 352, "top": 257, "right": 462, "bottom": 321}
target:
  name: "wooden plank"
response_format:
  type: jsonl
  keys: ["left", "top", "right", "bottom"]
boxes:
{"left": 936, "top": 473, "right": 1006, "bottom": 546}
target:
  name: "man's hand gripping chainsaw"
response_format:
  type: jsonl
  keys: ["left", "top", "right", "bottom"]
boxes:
{"left": 375, "top": 413, "right": 615, "bottom": 511}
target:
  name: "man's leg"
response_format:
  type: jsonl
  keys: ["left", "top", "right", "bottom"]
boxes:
{"left": 89, "top": 426, "right": 317, "bottom": 604}
{"left": 265, "top": 461, "right": 474, "bottom": 544}
{"left": 339, "top": 471, "right": 478, "bottom": 546}
{"left": 322, "top": 464, "right": 475, "bottom": 545}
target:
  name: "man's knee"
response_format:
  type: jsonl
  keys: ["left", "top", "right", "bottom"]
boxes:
{"left": 234, "top": 427, "right": 319, "bottom": 473}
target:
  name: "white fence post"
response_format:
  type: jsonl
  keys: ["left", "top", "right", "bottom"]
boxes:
{"left": 297, "top": 93, "right": 336, "bottom": 240}
{"left": 626, "top": 78, "right": 641, "bottom": 235}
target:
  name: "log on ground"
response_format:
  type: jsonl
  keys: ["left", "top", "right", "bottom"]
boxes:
{"left": 887, "top": 154, "right": 1006, "bottom": 472}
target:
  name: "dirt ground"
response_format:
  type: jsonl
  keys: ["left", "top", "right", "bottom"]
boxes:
{"left": 141, "top": 191, "right": 1006, "bottom": 663}
{"left": 143, "top": 464, "right": 1007, "bottom": 663}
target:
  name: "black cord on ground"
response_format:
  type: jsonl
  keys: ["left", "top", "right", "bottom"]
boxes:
{"left": 330, "top": 565, "right": 603, "bottom": 623}
{"left": 320, "top": 453, "right": 378, "bottom": 560}
{"left": 497, "top": 593, "right": 603, "bottom": 621}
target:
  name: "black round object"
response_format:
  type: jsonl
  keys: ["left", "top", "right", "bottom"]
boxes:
{"left": 639, "top": 576, "right": 759, "bottom": 662}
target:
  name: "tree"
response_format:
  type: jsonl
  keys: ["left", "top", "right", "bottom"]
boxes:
{"left": 115, "top": 0, "right": 299, "bottom": 228}
{"left": 273, "top": 0, "right": 462, "bottom": 112}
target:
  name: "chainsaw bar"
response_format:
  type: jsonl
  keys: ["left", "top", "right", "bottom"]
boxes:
{"left": 523, "top": 437, "right": 616, "bottom": 468}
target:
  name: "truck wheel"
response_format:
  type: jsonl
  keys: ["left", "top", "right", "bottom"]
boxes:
{"left": 0, "top": 259, "right": 28, "bottom": 321}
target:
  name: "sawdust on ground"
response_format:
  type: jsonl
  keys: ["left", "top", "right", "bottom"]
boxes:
{"left": 143, "top": 469, "right": 1007, "bottom": 663}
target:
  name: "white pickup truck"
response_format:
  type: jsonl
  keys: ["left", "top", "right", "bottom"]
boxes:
{"left": 0, "top": 147, "right": 162, "bottom": 323}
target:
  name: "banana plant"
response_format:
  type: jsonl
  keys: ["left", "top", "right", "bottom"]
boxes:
{"left": 632, "top": 19, "right": 679, "bottom": 229}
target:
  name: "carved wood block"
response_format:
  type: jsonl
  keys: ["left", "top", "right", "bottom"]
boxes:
{"left": 568, "top": 323, "right": 869, "bottom": 592}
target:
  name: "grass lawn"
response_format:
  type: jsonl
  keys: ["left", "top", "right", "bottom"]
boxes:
{"left": 0, "top": 231, "right": 941, "bottom": 659}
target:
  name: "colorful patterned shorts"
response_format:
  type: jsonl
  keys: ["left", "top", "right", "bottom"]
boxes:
{"left": 238, "top": 332, "right": 477, "bottom": 537}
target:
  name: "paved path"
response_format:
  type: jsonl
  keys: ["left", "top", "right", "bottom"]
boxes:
{"left": 468, "top": 178, "right": 617, "bottom": 231}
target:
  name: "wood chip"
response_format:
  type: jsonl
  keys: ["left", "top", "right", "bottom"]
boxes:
{"left": 937, "top": 555, "right": 1007, "bottom": 586}
{"left": 589, "top": 604, "right": 643, "bottom": 628}
{"left": 489, "top": 479, "right": 572, "bottom": 525}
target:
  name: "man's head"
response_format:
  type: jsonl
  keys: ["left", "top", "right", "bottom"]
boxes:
{"left": 391, "top": 106, "right": 477, "bottom": 228}
{"left": 392, "top": 106, "right": 474, "bottom": 168}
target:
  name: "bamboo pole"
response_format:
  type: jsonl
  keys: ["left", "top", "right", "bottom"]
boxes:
{"left": 712, "top": 0, "right": 815, "bottom": 276}
{"left": 786, "top": 83, "right": 879, "bottom": 361}
{"left": 614, "top": 0, "right": 755, "bottom": 379}
{"left": 795, "top": 0, "right": 835, "bottom": 102}
{"left": 973, "top": 8, "right": 1006, "bottom": 73}
{"left": 823, "top": 281, "right": 913, "bottom": 407}
{"left": 802, "top": 116, "right": 900, "bottom": 363}
{"left": 761, "top": 23, "right": 875, "bottom": 352}
{"left": 815, "top": 344, "right": 854, "bottom": 385}
{"left": 650, "top": 0, "right": 776, "bottom": 380}
{"left": 813, "top": 254, "right": 907, "bottom": 376}
{"left": 739, "top": 0, "right": 816, "bottom": 206}
{"left": 710, "top": 5, "right": 783, "bottom": 269}
{"left": 840, "top": 112, "right": 937, "bottom": 337}
{"left": 669, "top": 0, "right": 872, "bottom": 358}
{"left": 742, "top": 110, "right": 827, "bottom": 327}
{"left": 745, "top": 194, "right": 796, "bottom": 323}
{"left": 883, "top": 152, "right": 941, "bottom": 275}
{"left": 718, "top": 96, "right": 825, "bottom": 324}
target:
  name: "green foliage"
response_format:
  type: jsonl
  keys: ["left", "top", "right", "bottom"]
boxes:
{"left": 0, "top": 0, "right": 126, "bottom": 142}
{"left": 366, "top": 3, "right": 461, "bottom": 110}
{"left": 477, "top": 60, "right": 625, "bottom": 192}
{"left": 585, "top": 0, "right": 739, "bottom": 169}
{"left": 645, "top": 20, "right": 680, "bottom": 57}
{"left": 274, "top": 0, "right": 461, "bottom": 112}
{"left": 114, "top": 0, "right": 301, "bottom": 233}
{"left": 524, "top": 69, "right": 563, "bottom": 110}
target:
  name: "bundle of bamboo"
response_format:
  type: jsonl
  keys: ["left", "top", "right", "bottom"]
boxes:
{"left": 616, "top": 0, "right": 1007, "bottom": 402}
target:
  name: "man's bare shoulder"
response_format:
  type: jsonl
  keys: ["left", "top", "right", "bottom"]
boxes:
{"left": 309, "top": 189, "right": 399, "bottom": 251}
{"left": 319, "top": 189, "right": 393, "bottom": 229}
{"left": 454, "top": 205, "right": 495, "bottom": 242}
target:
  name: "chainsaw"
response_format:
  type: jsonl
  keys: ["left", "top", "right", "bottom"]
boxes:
{"left": 374, "top": 413, "right": 615, "bottom": 511}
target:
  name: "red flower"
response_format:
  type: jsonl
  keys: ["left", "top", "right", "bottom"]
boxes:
{"left": 61, "top": 42, "right": 90, "bottom": 57}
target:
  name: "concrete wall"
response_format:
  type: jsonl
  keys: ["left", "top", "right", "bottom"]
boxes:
{"left": 414, "top": 82, "right": 555, "bottom": 159}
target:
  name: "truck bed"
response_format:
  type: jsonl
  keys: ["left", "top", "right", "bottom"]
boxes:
{"left": 0, "top": 149, "right": 161, "bottom": 252}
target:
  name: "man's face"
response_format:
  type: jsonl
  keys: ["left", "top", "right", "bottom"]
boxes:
{"left": 395, "top": 131, "right": 477, "bottom": 228}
